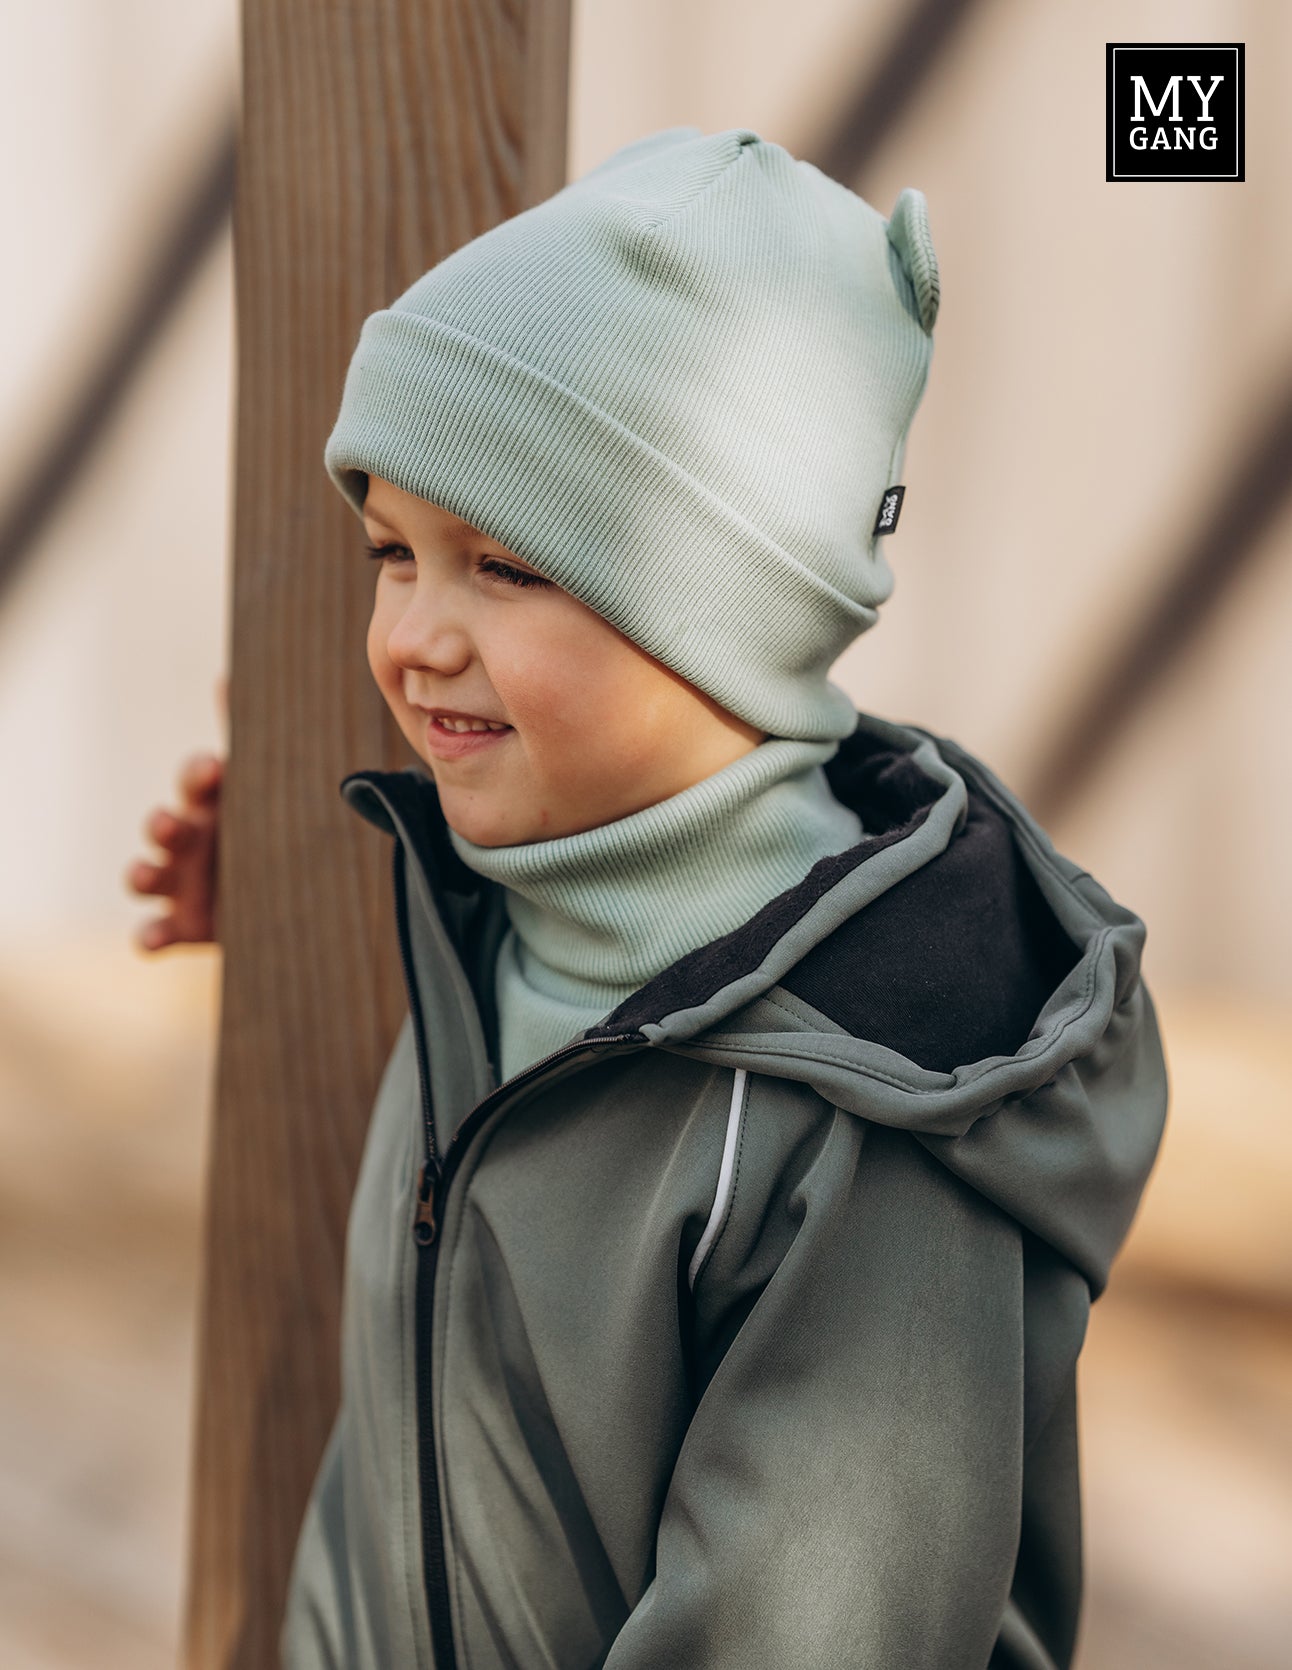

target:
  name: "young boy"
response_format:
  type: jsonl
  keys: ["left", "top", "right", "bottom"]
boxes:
{"left": 129, "top": 126, "right": 1169, "bottom": 1669}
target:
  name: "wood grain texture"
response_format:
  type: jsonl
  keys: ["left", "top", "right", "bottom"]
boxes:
{"left": 181, "top": 5, "right": 570, "bottom": 1663}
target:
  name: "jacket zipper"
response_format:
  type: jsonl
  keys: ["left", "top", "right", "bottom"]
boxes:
{"left": 391, "top": 840, "right": 642, "bottom": 1668}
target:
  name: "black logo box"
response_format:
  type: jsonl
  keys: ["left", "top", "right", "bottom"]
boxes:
{"left": 1106, "top": 44, "right": 1245, "bottom": 182}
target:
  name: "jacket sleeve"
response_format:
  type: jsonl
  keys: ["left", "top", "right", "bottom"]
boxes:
{"left": 602, "top": 1101, "right": 1031, "bottom": 1670}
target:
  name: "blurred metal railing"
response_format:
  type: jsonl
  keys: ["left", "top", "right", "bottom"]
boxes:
{"left": 0, "top": 109, "right": 235, "bottom": 606}
{"left": 1025, "top": 362, "right": 1292, "bottom": 823}
{"left": 809, "top": 0, "right": 985, "bottom": 185}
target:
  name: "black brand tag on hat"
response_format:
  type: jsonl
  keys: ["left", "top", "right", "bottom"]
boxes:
{"left": 872, "top": 485, "right": 905, "bottom": 537}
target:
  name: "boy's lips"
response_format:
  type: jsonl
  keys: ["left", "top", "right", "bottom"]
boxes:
{"left": 423, "top": 713, "right": 514, "bottom": 761}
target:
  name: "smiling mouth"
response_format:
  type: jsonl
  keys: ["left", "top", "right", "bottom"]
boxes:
{"left": 429, "top": 714, "right": 510, "bottom": 733}
{"left": 424, "top": 713, "right": 514, "bottom": 759}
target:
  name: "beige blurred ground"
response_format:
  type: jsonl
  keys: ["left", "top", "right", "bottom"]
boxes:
{"left": 2, "top": 0, "right": 1289, "bottom": 1666}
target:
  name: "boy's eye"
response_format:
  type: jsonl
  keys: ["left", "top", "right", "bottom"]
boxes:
{"left": 361, "top": 543, "right": 547, "bottom": 590}
{"left": 478, "top": 555, "right": 549, "bottom": 589}
{"left": 363, "top": 540, "right": 412, "bottom": 565}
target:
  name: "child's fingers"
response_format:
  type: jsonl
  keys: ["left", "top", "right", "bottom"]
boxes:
{"left": 129, "top": 749, "right": 223, "bottom": 953}
{"left": 135, "top": 916, "right": 179, "bottom": 953}
{"left": 146, "top": 806, "right": 205, "bottom": 852}
{"left": 179, "top": 751, "right": 224, "bottom": 806}
{"left": 125, "top": 857, "right": 179, "bottom": 898}
{"left": 135, "top": 898, "right": 218, "bottom": 950}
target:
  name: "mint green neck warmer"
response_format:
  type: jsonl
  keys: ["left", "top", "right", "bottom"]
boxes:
{"left": 445, "top": 735, "right": 864, "bottom": 1080}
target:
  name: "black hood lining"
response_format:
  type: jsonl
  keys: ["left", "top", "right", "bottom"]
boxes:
{"left": 778, "top": 785, "right": 1082, "bottom": 1073}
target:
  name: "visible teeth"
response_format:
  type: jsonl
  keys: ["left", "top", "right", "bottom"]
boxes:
{"left": 435, "top": 715, "right": 508, "bottom": 732}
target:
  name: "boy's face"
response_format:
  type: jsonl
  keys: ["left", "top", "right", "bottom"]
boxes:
{"left": 362, "top": 477, "right": 765, "bottom": 845}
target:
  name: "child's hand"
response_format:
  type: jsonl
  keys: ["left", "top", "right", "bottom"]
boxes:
{"left": 125, "top": 751, "right": 224, "bottom": 950}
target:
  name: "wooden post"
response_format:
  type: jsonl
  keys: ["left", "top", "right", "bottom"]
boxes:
{"left": 181, "top": 4, "right": 570, "bottom": 1663}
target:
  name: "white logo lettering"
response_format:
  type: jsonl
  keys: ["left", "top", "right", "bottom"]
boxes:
{"left": 1188, "top": 74, "right": 1223, "bottom": 121}
{"left": 1130, "top": 75, "right": 1181, "bottom": 122}
{"left": 1129, "top": 123, "right": 1218, "bottom": 151}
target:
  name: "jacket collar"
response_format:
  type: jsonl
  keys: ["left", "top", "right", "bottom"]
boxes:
{"left": 339, "top": 708, "right": 970, "bottom": 1042}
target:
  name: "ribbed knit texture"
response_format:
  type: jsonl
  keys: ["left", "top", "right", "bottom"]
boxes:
{"left": 445, "top": 736, "right": 864, "bottom": 1080}
{"left": 324, "top": 125, "right": 940, "bottom": 743}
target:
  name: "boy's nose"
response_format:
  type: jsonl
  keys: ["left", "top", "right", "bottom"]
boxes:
{"left": 386, "top": 593, "right": 472, "bottom": 674}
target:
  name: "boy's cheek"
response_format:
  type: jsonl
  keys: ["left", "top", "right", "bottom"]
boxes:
{"left": 499, "top": 637, "right": 626, "bottom": 725}
{"left": 364, "top": 614, "right": 385, "bottom": 684}
{"left": 365, "top": 613, "right": 401, "bottom": 698}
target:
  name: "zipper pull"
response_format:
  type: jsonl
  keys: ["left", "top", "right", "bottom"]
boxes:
{"left": 413, "top": 1159, "right": 440, "bottom": 1247}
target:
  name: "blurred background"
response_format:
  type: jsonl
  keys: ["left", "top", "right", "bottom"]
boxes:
{"left": 1, "top": 0, "right": 1288, "bottom": 1665}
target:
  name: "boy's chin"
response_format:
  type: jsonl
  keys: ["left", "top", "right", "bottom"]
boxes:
{"left": 438, "top": 791, "right": 526, "bottom": 849}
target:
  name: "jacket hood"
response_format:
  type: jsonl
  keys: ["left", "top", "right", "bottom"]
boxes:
{"left": 340, "top": 707, "right": 1168, "bottom": 1299}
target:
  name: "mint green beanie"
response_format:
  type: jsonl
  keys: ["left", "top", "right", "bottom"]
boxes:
{"left": 324, "top": 124, "right": 940, "bottom": 742}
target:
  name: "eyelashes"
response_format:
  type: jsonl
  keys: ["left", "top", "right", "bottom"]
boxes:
{"left": 362, "top": 542, "right": 549, "bottom": 589}
{"left": 480, "top": 557, "right": 549, "bottom": 589}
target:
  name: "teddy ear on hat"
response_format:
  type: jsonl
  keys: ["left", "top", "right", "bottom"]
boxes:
{"left": 885, "top": 187, "right": 940, "bottom": 334}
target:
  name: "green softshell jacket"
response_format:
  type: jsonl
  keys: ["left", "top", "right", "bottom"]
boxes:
{"left": 280, "top": 707, "right": 1169, "bottom": 1670}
